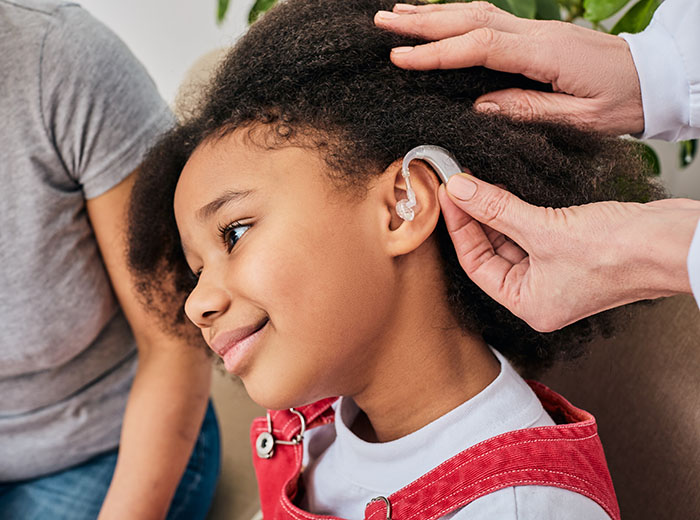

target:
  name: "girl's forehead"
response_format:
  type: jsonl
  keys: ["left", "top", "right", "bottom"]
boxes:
{"left": 174, "top": 134, "right": 343, "bottom": 215}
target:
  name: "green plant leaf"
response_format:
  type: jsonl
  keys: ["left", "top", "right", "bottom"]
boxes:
{"left": 507, "top": 0, "right": 537, "bottom": 18}
{"left": 639, "top": 143, "right": 661, "bottom": 176}
{"left": 217, "top": 0, "right": 230, "bottom": 24}
{"left": 535, "top": 0, "right": 561, "bottom": 20}
{"left": 610, "top": 0, "right": 659, "bottom": 35}
{"left": 583, "top": 0, "right": 628, "bottom": 22}
{"left": 680, "top": 139, "right": 698, "bottom": 168}
{"left": 248, "top": 0, "right": 278, "bottom": 24}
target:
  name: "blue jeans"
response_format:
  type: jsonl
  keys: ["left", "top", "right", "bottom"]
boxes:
{"left": 0, "top": 401, "right": 220, "bottom": 520}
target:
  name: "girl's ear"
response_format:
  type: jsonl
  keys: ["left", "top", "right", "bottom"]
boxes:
{"left": 376, "top": 158, "right": 442, "bottom": 257}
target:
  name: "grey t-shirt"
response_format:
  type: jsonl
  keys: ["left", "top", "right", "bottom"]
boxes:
{"left": 0, "top": 0, "right": 173, "bottom": 479}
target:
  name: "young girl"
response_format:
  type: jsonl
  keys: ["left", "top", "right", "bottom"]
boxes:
{"left": 128, "top": 1, "right": 661, "bottom": 518}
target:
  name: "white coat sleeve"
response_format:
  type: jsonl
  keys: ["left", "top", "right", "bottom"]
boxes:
{"left": 620, "top": 0, "right": 700, "bottom": 141}
{"left": 688, "top": 218, "right": 700, "bottom": 309}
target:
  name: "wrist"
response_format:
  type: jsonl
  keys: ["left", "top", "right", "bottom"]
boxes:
{"left": 592, "top": 35, "right": 644, "bottom": 136}
{"left": 627, "top": 202, "right": 699, "bottom": 299}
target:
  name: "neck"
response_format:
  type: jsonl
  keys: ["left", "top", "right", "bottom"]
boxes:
{"left": 350, "top": 252, "right": 500, "bottom": 443}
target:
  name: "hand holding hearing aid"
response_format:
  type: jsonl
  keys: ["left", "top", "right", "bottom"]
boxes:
{"left": 439, "top": 174, "right": 700, "bottom": 332}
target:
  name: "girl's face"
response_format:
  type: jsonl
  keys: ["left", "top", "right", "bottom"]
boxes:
{"left": 174, "top": 130, "right": 400, "bottom": 409}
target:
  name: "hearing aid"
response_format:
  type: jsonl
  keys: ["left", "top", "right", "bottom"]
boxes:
{"left": 396, "top": 145, "right": 463, "bottom": 221}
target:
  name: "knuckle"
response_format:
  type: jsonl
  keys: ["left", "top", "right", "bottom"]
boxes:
{"left": 471, "top": 1, "right": 501, "bottom": 15}
{"left": 531, "top": 319, "right": 553, "bottom": 333}
{"left": 512, "top": 95, "right": 538, "bottom": 120}
{"left": 540, "top": 20, "right": 568, "bottom": 35}
{"left": 481, "top": 190, "right": 511, "bottom": 225}
{"left": 528, "top": 311, "right": 559, "bottom": 333}
{"left": 429, "top": 37, "right": 468, "bottom": 68}
{"left": 424, "top": 40, "right": 448, "bottom": 68}
{"left": 463, "top": 3, "right": 495, "bottom": 26}
{"left": 410, "top": 13, "right": 431, "bottom": 33}
{"left": 462, "top": 240, "right": 493, "bottom": 273}
{"left": 468, "top": 27, "right": 500, "bottom": 60}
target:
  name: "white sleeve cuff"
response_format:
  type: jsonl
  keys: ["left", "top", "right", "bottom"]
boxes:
{"left": 621, "top": 25, "right": 691, "bottom": 141}
{"left": 687, "top": 217, "right": 700, "bottom": 309}
{"left": 620, "top": 0, "right": 700, "bottom": 141}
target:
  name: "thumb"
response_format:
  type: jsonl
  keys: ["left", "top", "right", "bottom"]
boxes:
{"left": 474, "top": 88, "right": 595, "bottom": 124}
{"left": 445, "top": 173, "right": 537, "bottom": 246}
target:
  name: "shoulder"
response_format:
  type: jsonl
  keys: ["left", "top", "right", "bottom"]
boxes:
{"left": 32, "top": 0, "right": 171, "bottom": 193}
{"left": 0, "top": 1, "right": 87, "bottom": 46}
{"left": 0, "top": 0, "right": 76, "bottom": 18}
{"left": 445, "top": 486, "right": 612, "bottom": 520}
{"left": 40, "top": 2, "right": 131, "bottom": 65}
{"left": 0, "top": 1, "right": 77, "bottom": 62}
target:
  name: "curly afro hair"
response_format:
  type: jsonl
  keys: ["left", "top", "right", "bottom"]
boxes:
{"left": 128, "top": 0, "right": 663, "bottom": 373}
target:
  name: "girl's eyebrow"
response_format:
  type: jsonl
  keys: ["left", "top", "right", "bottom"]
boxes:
{"left": 197, "top": 189, "right": 254, "bottom": 221}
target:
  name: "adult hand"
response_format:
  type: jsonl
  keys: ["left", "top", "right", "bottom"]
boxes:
{"left": 374, "top": 2, "right": 644, "bottom": 135}
{"left": 438, "top": 174, "right": 700, "bottom": 332}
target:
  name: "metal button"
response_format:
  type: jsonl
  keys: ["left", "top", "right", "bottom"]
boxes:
{"left": 256, "top": 431, "right": 275, "bottom": 459}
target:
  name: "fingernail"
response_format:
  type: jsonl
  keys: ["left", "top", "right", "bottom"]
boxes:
{"left": 475, "top": 102, "right": 500, "bottom": 114}
{"left": 394, "top": 3, "right": 417, "bottom": 13}
{"left": 392, "top": 46, "right": 414, "bottom": 54}
{"left": 376, "top": 10, "right": 400, "bottom": 20}
{"left": 447, "top": 174, "right": 477, "bottom": 201}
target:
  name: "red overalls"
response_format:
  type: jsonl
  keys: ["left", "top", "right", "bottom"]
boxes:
{"left": 250, "top": 381, "right": 620, "bottom": 520}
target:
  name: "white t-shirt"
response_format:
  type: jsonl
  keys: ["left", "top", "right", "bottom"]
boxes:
{"left": 299, "top": 350, "right": 611, "bottom": 519}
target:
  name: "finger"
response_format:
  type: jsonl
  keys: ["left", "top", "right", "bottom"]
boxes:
{"left": 474, "top": 88, "right": 600, "bottom": 127}
{"left": 647, "top": 198, "right": 700, "bottom": 211}
{"left": 439, "top": 185, "right": 510, "bottom": 269}
{"left": 390, "top": 28, "right": 555, "bottom": 84}
{"left": 439, "top": 186, "right": 529, "bottom": 309}
{"left": 444, "top": 174, "right": 537, "bottom": 248}
{"left": 393, "top": 2, "right": 493, "bottom": 14}
{"left": 441, "top": 187, "right": 526, "bottom": 270}
{"left": 484, "top": 225, "right": 528, "bottom": 265}
{"left": 438, "top": 182, "right": 481, "bottom": 239}
{"left": 375, "top": 2, "right": 525, "bottom": 41}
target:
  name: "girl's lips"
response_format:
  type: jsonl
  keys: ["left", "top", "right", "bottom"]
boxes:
{"left": 211, "top": 318, "right": 269, "bottom": 373}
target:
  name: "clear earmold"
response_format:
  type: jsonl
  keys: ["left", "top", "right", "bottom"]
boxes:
{"left": 396, "top": 145, "right": 464, "bottom": 222}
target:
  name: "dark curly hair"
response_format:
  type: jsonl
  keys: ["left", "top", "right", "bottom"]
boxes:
{"left": 128, "top": 0, "right": 663, "bottom": 372}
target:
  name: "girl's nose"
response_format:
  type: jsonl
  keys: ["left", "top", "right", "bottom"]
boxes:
{"left": 184, "top": 277, "right": 231, "bottom": 328}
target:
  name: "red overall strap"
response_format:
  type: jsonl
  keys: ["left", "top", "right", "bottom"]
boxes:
{"left": 250, "top": 382, "right": 620, "bottom": 520}
{"left": 251, "top": 398, "right": 337, "bottom": 520}
{"left": 364, "top": 381, "right": 620, "bottom": 520}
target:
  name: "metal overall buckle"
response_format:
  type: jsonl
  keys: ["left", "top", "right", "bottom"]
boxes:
{"left": 255, "top": 408, "right": 307, "bottom": 459}
{"left": 367, "top": 496, "right": 392, "bottom": 520}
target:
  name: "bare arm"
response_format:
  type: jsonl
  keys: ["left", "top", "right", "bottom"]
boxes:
{"left": 87, "top": 172, "right": 212, "bottom": 519}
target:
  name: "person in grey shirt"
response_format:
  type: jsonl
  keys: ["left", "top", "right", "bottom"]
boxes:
{"left": 0, "top": 1, "right": 220, "bottom": 518}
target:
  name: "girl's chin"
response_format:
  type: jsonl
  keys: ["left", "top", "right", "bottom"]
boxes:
{"left": 243, "top": 381, "right": 297, "bottom": 411}
{"left": 243, "top": 378, "right": 326, "bottom": 412}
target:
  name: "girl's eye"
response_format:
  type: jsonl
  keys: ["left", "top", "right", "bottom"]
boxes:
{"left": 218, "top": 221, "right": 252, "bottom": 253}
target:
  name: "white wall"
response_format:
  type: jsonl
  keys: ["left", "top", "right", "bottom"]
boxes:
{"left": 78, "top": 0, "right": 700, "bottom": 198}
{"left": 78, "top": 0, "right": 253, "bottom": 104}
